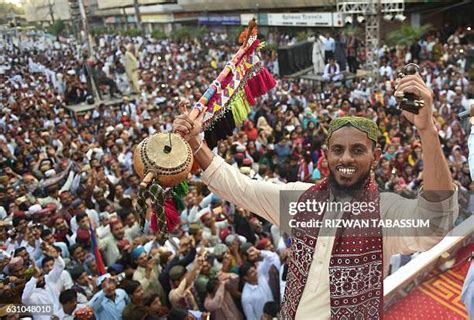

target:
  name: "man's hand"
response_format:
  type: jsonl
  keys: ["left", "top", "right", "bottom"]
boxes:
{"left": 193, "top": 254, "right": 205, "bottom": 273}
{"left": 32, "top": 264, "right": 42, "bottom": 278}
{"left": 172, "top": 100, "right": 205, "bottom": 148}
{"left": 146, "top": 257, "right": 155, "bottom": 271}
{"left": 417, "top": 172, "right": 423, "bottom": 181}
{"left": 230, "top": 238, "right": 239, "bottom": 255}
{"left": 395, "top": 73, "right": 435, "bottom": 133}
{"left": 145, "top": 258, "right": 154, "bottom": 278}
{"left": 87, "top": 275, "right": 97, "bottom": 287}
{"left": 247, "top": 247, "right": 260, "bottom": 261}
{"left": 396, "top": 73, "right": 453, "bottom": 197}
{"left": 46, "top": 246, "right": 59, "bottom": 259}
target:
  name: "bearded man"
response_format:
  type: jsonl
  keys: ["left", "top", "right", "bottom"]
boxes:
{"left": 173, "top": 73, "right": 457, "bottom": 319}
{"left": 21, "top": 246, "right": 65, "bottom": 319}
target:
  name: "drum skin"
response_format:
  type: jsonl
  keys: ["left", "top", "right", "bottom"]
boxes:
{"left": 133, "top": 133, "right": 193, "bottom": 187}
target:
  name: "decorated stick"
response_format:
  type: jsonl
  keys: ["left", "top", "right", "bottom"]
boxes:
{"left": 187, "top": 19, "right": 257, "bottom": 122}
{"left": 134, "top": 19, "right": 270, "bottom": 243}
{"left": 136, "top": 19, "right": 259, "bottom": 189}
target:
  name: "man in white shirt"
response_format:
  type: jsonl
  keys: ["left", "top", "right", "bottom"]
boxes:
{"left": 379, "top": 59, "right": 393, "bottom": 80}
{"left": 70, "top": 207, "right": 99, "bottom": 234}
{"left": 22, "top": 246, "right": 65, "bottom": 320}
{"left": 99, "top": 219, "right": 126, "bottom": 266}
{"left": 240, "top": 249, "right": 276, "bottom": 320}
{"left": 58, "top": 289, "right": 84, "bottom": 320}
{"left": 350, "top": 80, "right": 371, "bottom": 102}
{"left": 467, "top": 104, "right": 474, "bottom": 180}
{"left": 323, "top": 33, "right": 335, "bottom": 63}
{"left": 121, "top": 211, "right": 141, "bottom": 242}
{"left": 440, "top": 83, "right": 456, "bottom": 104}
{"left": 173, "top": 74, "right": 458, "bottom": 319}
{"left": 41, "top": 255, "right": 73, "bottom": 293}
{"left": 322, "top": 58, "right": 343, "bottom": 82}
{"left": 198, "top": 208, "right": 230, "bottom": 246}
{"left": 453, "top": 86, "right": 470, "bottom": 111}
{"left": 121, "top": 96, "right": 138, "bottom": 122}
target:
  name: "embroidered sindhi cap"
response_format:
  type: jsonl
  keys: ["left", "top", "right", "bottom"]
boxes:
{"left": 326, "top": 116, "right": 379, "bottom": 145}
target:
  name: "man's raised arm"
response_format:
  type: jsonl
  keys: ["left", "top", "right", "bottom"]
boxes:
{"left": 172, "top": 106, "right": 311, "bottom": 227}
{"left": 395, "top": 72, "right": 455, "bottom": 201}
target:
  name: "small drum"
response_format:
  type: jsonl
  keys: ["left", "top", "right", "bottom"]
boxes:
{"left": 133, "top": 132, "right": 193, "bottom": 188}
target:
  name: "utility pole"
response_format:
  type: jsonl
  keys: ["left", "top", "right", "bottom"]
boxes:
{"left": 122, "top": 7, "right": 127, "bottom": 31}
{"left": 77, "top": 0, "right": 91, "bottom": 53}
{"left": 78, "top": 0, "right": 101, "bottom": 102}
{"left": 133, "top": 0, "right": 143, "bottom": 33}
{"left": 256, "top": 2, "right": 260, "bottom": 25}
{"left": 48, "top": 0, "right": 55, "bottom": 24}
{"left": 69, "top": 0, "right": 80, "bottom": 40}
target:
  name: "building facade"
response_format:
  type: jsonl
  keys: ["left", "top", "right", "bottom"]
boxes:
{"left": 21, "top": 0, "right": 472, "bottom": 36}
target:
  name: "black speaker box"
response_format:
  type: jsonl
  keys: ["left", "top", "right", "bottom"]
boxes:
{"left": 277, "top": 41, "right": 314, "bottom": 76}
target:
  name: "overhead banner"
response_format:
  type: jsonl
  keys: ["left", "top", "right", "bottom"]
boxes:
{"left": 198, "top": 15, "right": 241, "bottom": 26}
{"left": 266, "top": 12, "right": 343, "bottom": 27}
{"left": 240, "top": 13, "right": 256, "bottom": 25}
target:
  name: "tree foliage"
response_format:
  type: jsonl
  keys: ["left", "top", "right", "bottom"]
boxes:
{"left": 387, "top": 24, "right": 432, "bottom": 47}
{"left": 151, "top": 30, "right": 166, "bottom": 40}
{"left": 296, "top": 31, "right": 308, "bottom": 42}
{"left": 171, "top": 26, "right": 207, "bottom": 41}
{"left": 121, "top": 28, "right": 143, "bottom": 37}
{"left": 49, "top": 19, "right": 66, "bottom": 36}
{"left": 228, "top": 26, "right": 242, "bottom": 45}
{"left": 90, "top": 26, "right": 109, "bottom": 36}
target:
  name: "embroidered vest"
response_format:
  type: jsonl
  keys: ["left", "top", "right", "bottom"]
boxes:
{"left": 281, "top": 178, "right": 383, "bottom": 319}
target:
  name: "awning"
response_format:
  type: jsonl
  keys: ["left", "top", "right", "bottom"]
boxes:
{"left": 141, "top": 13, "right": 173, "bottom": 23}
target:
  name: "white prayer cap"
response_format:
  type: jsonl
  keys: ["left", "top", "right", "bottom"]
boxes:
{"left": 45, "top": 169, "right": 56, "bottom": 177}
{"left": 225, "top": 234, "right": 247, "bottom": 246}
{"left": 99, "top": 211, "right": 110, "bottom": 221}
{"left": 96, "top": 273, "right": 112, "bottom": 287}
{"left": 28, "top": 204, "right": 42, "bottom": 214}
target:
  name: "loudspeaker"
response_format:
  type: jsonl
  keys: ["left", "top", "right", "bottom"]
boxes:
{"left": 278, "top": 41, "right": 314, "bottom": 76}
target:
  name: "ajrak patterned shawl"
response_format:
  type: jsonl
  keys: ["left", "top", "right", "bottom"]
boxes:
{"left": 281, "top": 177, "right": 383, "bottom": 320}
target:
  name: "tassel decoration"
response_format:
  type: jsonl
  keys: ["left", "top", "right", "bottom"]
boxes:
{"left": 191, "top": 19, "right": 276, "bottom": 152}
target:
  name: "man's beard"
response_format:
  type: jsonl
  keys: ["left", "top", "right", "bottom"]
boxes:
{"left": 328, "top": 168, "right": 371, "bottom": 199}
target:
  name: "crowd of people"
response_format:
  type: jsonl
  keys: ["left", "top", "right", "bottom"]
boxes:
{"left": 0, "top": 21, "right": 472, "bottom": 320}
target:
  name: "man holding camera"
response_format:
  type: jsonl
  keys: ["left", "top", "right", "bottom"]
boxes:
{"left": 132, "top": 245, "right": 167, "bottom": 305}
